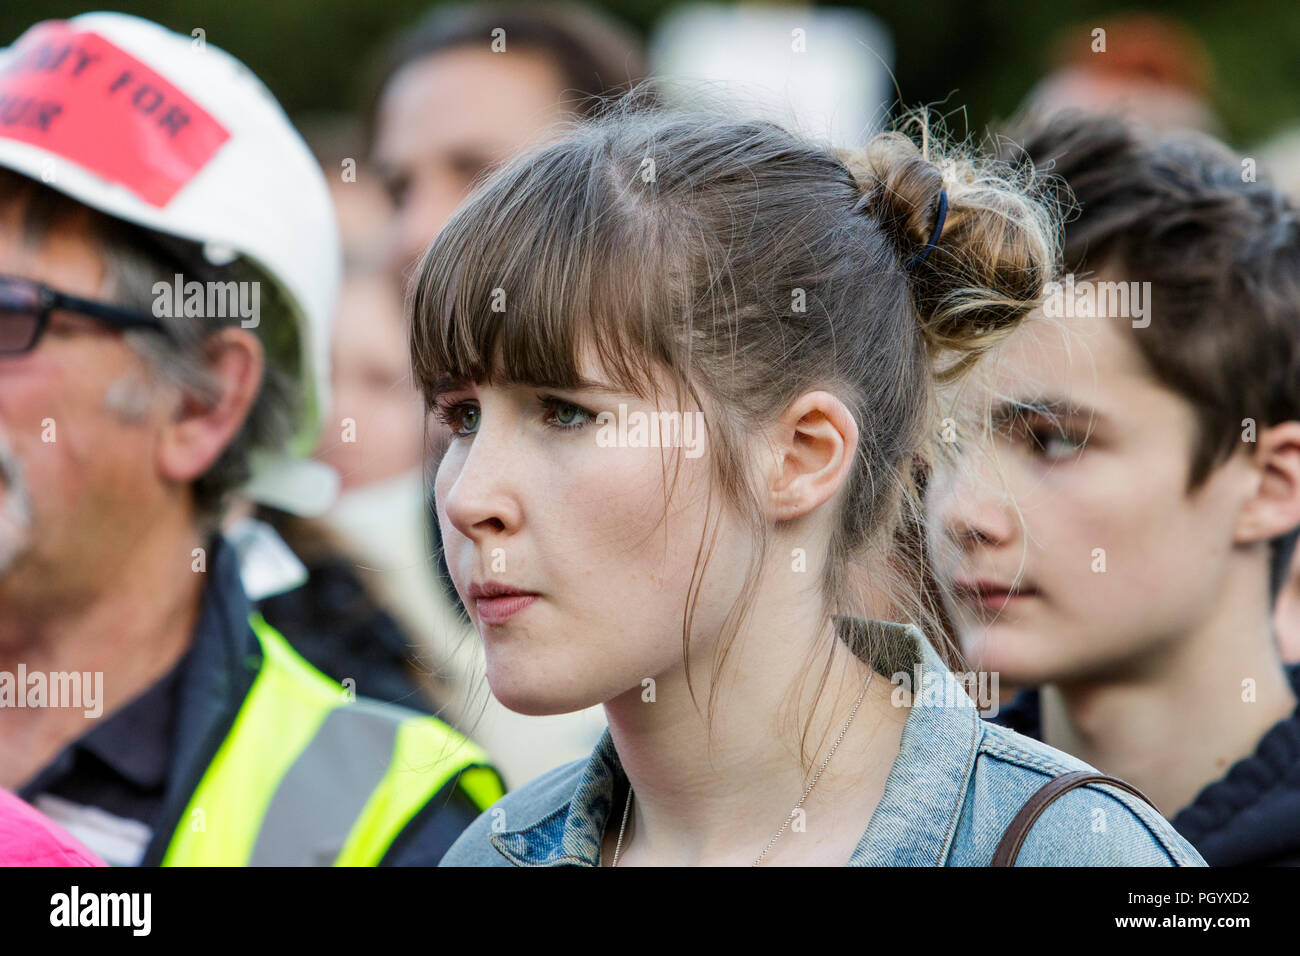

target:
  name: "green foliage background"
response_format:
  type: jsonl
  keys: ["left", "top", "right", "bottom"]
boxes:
{"left": 3, "top": 1, "right": 1296, "bottom": 147}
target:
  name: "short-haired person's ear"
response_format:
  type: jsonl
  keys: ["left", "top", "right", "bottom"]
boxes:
{"left": 765, "top": 390, "right": 859, "bottom": 522}
{"left": 156, "top": 327, "right": 264, "bottom": 485}
{"left": 1235, "top": 421, "right": 1300, "bottom": 544}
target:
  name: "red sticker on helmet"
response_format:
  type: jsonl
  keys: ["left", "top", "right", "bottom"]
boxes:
{"left": 0, "top": 21, "right": 230, "bottom": 207}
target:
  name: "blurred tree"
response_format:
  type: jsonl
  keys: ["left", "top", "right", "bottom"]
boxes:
{"left": 1, "top": 1, "right": 1292, "bottom": 159}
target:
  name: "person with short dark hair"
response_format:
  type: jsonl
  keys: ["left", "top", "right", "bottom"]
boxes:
{"left": 928, "top": 110, "right": 1300, "bottom": 865}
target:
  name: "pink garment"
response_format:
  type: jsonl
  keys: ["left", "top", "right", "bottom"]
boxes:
{"left": 0, "top": 788, "right": 106, "bottom": 866}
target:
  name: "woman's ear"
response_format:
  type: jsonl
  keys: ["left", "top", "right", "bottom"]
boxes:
{"left": 765, "top": 390, "right": 859, "bottom": 522}
{"left": 1235, "top": 420, "right": 1300, "bottom": 544}
{"left": 155, "top": 327, "right": 264, "bottom": 485}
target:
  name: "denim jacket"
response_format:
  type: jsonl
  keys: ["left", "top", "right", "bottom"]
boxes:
{"left": 440, "top": 619, "right": 1207, "bottom": 866}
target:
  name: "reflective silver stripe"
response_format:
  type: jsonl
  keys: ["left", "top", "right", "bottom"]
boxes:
{"left": 248, "top": 699, "right": 406, "bottom": 866}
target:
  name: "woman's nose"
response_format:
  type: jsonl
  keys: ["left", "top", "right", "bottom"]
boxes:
{"left": 439, "top": 426, "right": 524, "bottom": 545}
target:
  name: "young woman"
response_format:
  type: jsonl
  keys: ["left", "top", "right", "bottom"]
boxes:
{"left": 414, "top": 93, "right": 1205, "bottom": 866}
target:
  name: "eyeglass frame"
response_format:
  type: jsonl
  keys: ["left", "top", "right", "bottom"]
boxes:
{"left": 0, "top": 273, "right": 177, "bottom": 355}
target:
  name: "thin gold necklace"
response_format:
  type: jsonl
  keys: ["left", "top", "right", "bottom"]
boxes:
{"left": 610, "top": 668, "right": 874, "bottom": 866}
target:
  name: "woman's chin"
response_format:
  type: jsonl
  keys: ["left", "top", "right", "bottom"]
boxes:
{"left": 486, "top": 674, "right": 601, "bottom": 717}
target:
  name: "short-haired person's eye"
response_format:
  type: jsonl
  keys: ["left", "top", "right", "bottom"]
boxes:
{"left": 995, "top": 411, "right": 1086, "bottom": 461}
{"left": 1033, "top": 429, "right": 1083, "bottom": 459}
{"left": 433, "top": 400, "right": 480, "bottom": 438}
{"left": 1022, "top": 420, "right": 1085, "bottom": 460}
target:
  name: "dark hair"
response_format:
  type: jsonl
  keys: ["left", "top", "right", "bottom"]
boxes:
{"left": 408, "top": 90, "right": 1059, "bottom": 766}
{"left": 994, "top": 110, "right": 1300, "bottom": 593}
{"left": 363, "top": 1, "right": 654, "bottom": 153}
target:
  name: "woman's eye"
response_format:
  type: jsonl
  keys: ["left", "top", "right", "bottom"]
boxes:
{"left": 544, "top": 397, "right": 594, "bottom": 430}
{"left": 434, "top": 401, "right": 479, "bottom": 437}
{"left": 433, "top": 396, "right": 596, "bottom": 436}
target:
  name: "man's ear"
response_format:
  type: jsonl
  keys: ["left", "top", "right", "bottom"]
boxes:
{"left": 156, "top": 328, "right": 264, "bottom": 484}
{"left": 1235, "top": 421, "right": 1300, "bottom": 544}
{"left": 765, "top": 390, "right": 859, "bottom": 522}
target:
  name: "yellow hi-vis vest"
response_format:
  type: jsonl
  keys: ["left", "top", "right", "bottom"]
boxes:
{"left": 161, "top": 612, "right": 503, "bottom": 865}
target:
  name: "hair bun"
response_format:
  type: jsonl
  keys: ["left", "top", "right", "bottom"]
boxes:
{"left": 845, "top": 136, "right": 947, "bottom": 267}
{"left": 835, "top": 118, "right": 1061, "bottom": 381}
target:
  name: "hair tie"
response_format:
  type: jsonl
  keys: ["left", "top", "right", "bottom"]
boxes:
{"left": 905, "top": 188, "right": 948, "bottom": 271}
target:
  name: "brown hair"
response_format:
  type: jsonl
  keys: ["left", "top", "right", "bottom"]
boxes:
{"left": 994, "top": 110, "right": 1300, "bottom": 591}
{"left": 409, "top": 90, "right": 1059, "bottom": 767}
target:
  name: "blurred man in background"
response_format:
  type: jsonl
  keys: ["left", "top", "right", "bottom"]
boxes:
{"left": 368, "top": 1, "right": 649, "bottom": 281}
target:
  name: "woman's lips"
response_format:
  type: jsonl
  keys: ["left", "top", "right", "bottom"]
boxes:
{"left": 476, "top": 593, "right": 539, "bottom": 626}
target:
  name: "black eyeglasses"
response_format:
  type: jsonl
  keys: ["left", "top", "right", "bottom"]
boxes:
{"left": 0, "top": 274, "right": 175, "bottom": 355}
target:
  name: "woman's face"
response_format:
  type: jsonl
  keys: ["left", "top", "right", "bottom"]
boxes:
{"left": 432, "top": 351, "right": 754, "bottom": 715}
{"left": 926, "top": 295, "right": 1251, "bottom": 686}
{"left": 317, "top": 271, "right": 427, "bottom": 491}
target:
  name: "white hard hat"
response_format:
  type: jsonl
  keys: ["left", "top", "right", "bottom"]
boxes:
{"left": 0, "top": 12, "right": 340, "bottom": 515}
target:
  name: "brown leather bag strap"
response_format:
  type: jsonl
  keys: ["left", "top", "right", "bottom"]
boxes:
{"left": 989, "top": 770, "right": 1161, "bottom": 866}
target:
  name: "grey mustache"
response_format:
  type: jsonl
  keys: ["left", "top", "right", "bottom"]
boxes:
{"left": 0, "top": 428, "right": 33, "bottom": 522}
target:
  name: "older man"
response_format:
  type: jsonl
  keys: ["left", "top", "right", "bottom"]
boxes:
{"left": 0, "top": 13, "right": 502, "bottom": 865}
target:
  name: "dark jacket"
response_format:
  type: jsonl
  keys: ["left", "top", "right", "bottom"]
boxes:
{"left": 990, "top": 664, "right": 1300, "bottom": 866}
{"left": 258, "top": 549, "right": 438, "bottom": 712}
{"left": 252, "top": 506, "right": 441, "bottom": 712}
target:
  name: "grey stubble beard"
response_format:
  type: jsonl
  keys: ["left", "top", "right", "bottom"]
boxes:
{"left": 0, "top": 429, "right": 34, "bottom": 577}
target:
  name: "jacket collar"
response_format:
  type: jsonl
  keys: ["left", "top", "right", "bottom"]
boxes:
{"left": 140, "top": 532, "right": 262, "bottom": 864}
{"left": 490, "top": 618, "right": 982, "bottom": 866}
